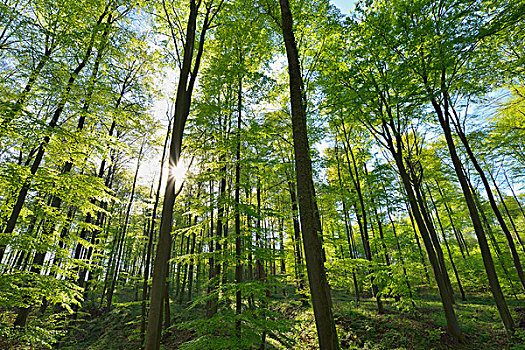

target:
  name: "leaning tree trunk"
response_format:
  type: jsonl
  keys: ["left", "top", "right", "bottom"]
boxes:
{"left": 425, "top": 184, "right": 466, "bottom": 301}
{"left": 450, "top": 111, "right": 525, "bottom": 292}
{"left": 431, "top": 92, "right": 514, "bottom": 334}
{"left": 381, "top": 123, "right": 464, "bottom": 342}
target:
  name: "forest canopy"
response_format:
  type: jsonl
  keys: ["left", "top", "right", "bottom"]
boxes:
{"left": 0, "top": 0, "right": 524, "bottom": 349}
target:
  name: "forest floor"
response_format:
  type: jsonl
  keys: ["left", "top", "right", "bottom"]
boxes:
{"left": 15, "top": 287, "right": 525, "bottom": 350}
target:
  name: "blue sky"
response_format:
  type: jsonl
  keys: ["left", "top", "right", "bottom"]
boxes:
{"left": 331, "top": 0, "right": 355, "bottom": 14}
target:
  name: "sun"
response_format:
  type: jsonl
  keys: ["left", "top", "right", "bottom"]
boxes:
{"left": 169, "top": 157, "right": 189, "bottom": 185}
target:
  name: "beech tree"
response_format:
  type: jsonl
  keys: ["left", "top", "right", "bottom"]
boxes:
{"left": 1, "top": 0, "right": 524, "bottom": 349}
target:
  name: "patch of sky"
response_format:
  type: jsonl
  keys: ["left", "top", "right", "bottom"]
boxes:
{"left": 330, "top": 0, "right": 357, "bottom": 15}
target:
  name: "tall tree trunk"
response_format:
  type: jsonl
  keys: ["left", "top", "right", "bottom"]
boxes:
{"left": 279, "top": 0, "right": 338, "bottom": 347}
{"left": 414, "top": 184, "right": 455, "bottom": 304}
{"left": 144, "top": 0, "right": 221, "bottom": 347}
{"left": 383, "top": 125, "right": 464, "bottom": 342}
{"left": 450, "top": 110, "right": 525, "bottom": 292}
{"left": 434, "top": 180, "right": 469, "bottom": 258}
{"left": 234, "top": 71, "right": 243, "bottom": 337}
{"left": 487, "top": 167, "right": 525, "bottom": 256}
{"left": 386, "top": 207, "right": 414, "bottom": 302}
{"left": 430, "top": 90, "right": 514, "bottom": 334}
{"left": 11, "top": 17, "right": 112, "bottom": 325}
{"left": 405, "top": 201, "right": 431, "bottom": 283}
{"left": 207, "top": 167, "right": 227, "bottom": 318}
{"left": 0, "top": 31, "right": 56, "bottom": 129}
{"left": 141, "top": 119, "right": 171, "bottom": 347}
{"left": 426, "top": 184, "right": 466, "bottom": 301}
{"left": 286, "top": 172, "right": 308, "bottom": 305}
{"left": 341, "top": 123, "right": 383, "bottom": 313}
{"left": 503, "top": 169, "right": 525, "bottom": 235}
{"left": 186, "top": 229, "right": 198, "bottom": 302}
{"left": 106, "top": 141, "right": 144, "bottom": 311}
{"left": 467, "top": 174, "right": 520, "bottom": 298}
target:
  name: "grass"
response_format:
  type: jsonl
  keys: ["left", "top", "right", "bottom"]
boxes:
{"left": 55, "top": 286, "right": 525, "bottom": 350}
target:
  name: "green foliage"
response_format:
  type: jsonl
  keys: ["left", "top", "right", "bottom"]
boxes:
{"left": 1, "top": 0, "right": 525, "bottom": 348}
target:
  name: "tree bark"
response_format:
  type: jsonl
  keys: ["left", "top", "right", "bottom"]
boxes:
{"left": 106, "top": 140, "right": 144, "bottom": 311}
{"left": 279, "top": 0, "right": 339, "bottom": 347}
{"left": 141, "top": 118, "right": 171, "bottom": 347}
{"left": 144, "top": 0, "right": 222, "bottom": 347}
{"left": 450, "top": 110, "right": 525, "bottom": 292}
{"left": 430, "top": 91, "right": 514, "bottom": 334}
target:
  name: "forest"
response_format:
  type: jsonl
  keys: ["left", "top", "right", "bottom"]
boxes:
{"left": 1, "top": 0, "right": 525, "bottom": 349}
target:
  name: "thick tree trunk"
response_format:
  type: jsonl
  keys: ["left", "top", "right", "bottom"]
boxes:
{"left": 279, "top": 0, "right": 339, "bottom": 347}
{"left": 144, "top": 0, "right": 219, "bottom": 347}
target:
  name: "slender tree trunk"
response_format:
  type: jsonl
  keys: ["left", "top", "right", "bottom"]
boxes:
{"left": 435, "top": 180, "right": 469, "bottom": 258}
{"left": 0, "top": 33, "right": 56, "bottom": 129}
{"left": 234, "top": 71, "right": 243, "bottom": 337}
{"left": 450, "top": 111, "right": 525, "bottom": 292}
{"left": 405, "top": 201, "right": 431, "bottom": 283}
{"left": 186, "top": 229, "right": 198, "bottom": 302}
{"left": 164, "top": 258, "right": 171, "bottom": 331}
{"left": 178, "top": 226, "right": 191, "bottom": 304}
{"left": 11, "top": 18, "right": 112, "bottom": 325}
{"left": 382, "top": 125, "right": 464, "bottom": 342}
{"left": 414, "top": 184, "right": 455, "bottom": 304}
{"left": 387, "top": 208, "right": 414, "bottom": 302}
{"left": 341, "top": 123, "right": 383, "bottom": 313}
{"left": 207, "top": 168, "right": 226, "bottom": 318}
{"left": 426, "top": 184, "right": 466, "bottom": 301}
{"left": 174, "top": 234, "right": 186, "bottom": 299}
{"left": 431, "top": 92, "right": 513, "bottom": 334}
{"left": 106, "top": 141, "right": 144, "bottom": 311}
{"left": 503, "top": 170, "right": 525, "bottom": 236}
{"left": 206, "top": 181, "right": 215, "bottom": 316}
{"left": 467, "top": 174, "right": 520, "bottom": 298}
{"left": 487, "top": 167, "right": 525, "bottom": 256}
